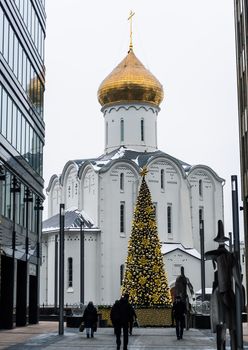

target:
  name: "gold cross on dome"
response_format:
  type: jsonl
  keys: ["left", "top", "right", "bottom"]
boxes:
{"left": 128, "top": 10, "right": 135, "bottom": 51}
{"left": 140, "top": 166, "right": 148, "bottom": 177}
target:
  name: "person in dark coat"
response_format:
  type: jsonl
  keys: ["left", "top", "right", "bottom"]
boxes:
{"left": 82, "top": 301, "right": 98, "bottom": 338}
{"left": 110, "top": 295, "right": 132, "bottom": 350}
{"left": 172, "top": 295, "right": 186, "bottom": 340}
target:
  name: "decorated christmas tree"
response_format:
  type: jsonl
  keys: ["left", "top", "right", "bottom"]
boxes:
{"left": 122, "top": 167, "right": 172, "bottom": 306}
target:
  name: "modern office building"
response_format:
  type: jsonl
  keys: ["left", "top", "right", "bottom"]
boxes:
{"left": 0, "top": 0, "right": 46, "bottom": 329}
{"left": 234, "top": 0, "right": 248, "bottom": 301}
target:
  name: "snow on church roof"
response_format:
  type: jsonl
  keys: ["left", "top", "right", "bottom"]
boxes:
{"left": 42, "top": 207, "right": 97, "bottom": 233}
{"left": 161, "top": 242, "right": 201, "bottom": 260}
{"left": 88, "top": 147, "right": 192, "bottom": 173}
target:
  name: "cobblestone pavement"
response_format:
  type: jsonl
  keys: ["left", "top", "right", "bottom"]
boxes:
{"left": 0, "top": 322, "right": 248, "bottom": 350}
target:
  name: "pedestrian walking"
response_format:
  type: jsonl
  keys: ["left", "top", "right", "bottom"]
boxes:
{"left": 172, "top": 295, "right": 186, "bottom": 340}
{"left": 82, "top": 301, "right": 98, "bottom": 338}
{"left": 110, "top": 294, "right": 132, "bottom": 350}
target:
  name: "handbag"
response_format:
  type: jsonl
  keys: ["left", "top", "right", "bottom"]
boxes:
{"left": 93, "top": 322, "right": 97, "bottom": 332}
{"left": 79, "top": 322, "right": 85, "bottom": 332}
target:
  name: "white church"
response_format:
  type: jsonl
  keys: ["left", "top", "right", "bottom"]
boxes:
{"left": 40, "top": 38, "right": 224, "bottom": 306}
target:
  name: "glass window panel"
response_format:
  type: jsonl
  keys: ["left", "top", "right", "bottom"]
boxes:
{"left": 35, "top": 15, "right": 39, "bottom": 49}
{"left": 22, "top": 51, "right": 27, "bottom": 90}
{"left": 19, "top": 0, "right": 24, "bottom": 18}
{"left": 1, "top": 89, "right": 7, "bottom": 137}
{"left": 3, "top": 15, "right": 9, "bottom": 61}
{"left": 0, "top": 7, "right": 4, "bottom": 54}
{"left": 17, "top": 110, "right": 22, "bottom": 153}
{"left": 23, "top": 0, "right": 27, "bottom": 24}
{"left": 26, "top": 56, "right": 30, "bottom": 93}
{"left": 7, "top": 96, "right": 12, "bottom": 143}
{"left": 0, "top": 85, "right": 2, "bottom": 130}
{"left": 1, "top": 173, "right": 6, "bottom": 216}
{"left": 40, "top": 141, "right": 43, "bottom": 176}
{"left": 29, "top": 127, "right": 33, "bottom": 167}
{"left": 5, "top": 172, "right": 11, "bottom": 219}
{"left": 31, "top": 7, "right": 35, "bottom": 42}
{"left": 12, "top": 104, "right": 17, "bottom": 149}
{"left": 8, "top": 26, "right": 14, "bottom": 70}
{"left": 18, "top": 43, "right": 23, "bottom": 84}
{"left": 13, "top": 34, "right": 18, "bottom": 77}
{"left": 19, "top": 183, "right": 25, "bottom": 226}
{"left": 25, "top": 122, "right": 30, "bottom": 162}
{"left": 21, "top": 116, "right": 26, "bottom": 156}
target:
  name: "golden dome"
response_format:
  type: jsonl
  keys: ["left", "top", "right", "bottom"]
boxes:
{"left": 97, "top": 49, "right": 164, "bottom": 107}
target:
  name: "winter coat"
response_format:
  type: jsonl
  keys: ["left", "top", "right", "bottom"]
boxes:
{"left": 110, "top": 298, "right": 133, "bottom": 327}
{"left": 82, "top": 303, "right": 98, "bottom": 328}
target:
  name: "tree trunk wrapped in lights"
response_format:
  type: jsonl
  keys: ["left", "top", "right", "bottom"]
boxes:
{"left": 122, "top": 168, "right": 172, "bottom": 306}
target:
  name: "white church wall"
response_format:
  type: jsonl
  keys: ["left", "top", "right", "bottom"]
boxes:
{"left": 188, "top": 168, "right": 224, "bottom": 254}
{"left": 104, "top": 104, "right": 158, "bottom": 153}
{"left": 40, "top": 238, "right": 48, "bottom": 305}
{"left": 48, "top": 177, "right": 60, "bottom": 218}
{"left": 81, "top": 167, "right": 98, "bottom": 224}
{"left": 164, "top": 250, "right": 201, "bottom": 293}
{"left": 98, "top": 164, "right": 139, "bottom": 304}
{"left": 63, "top": 165, "right": 79, "bottom": 210}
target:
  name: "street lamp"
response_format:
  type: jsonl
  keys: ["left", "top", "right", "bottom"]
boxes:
{"left": 199, "top": 219, "right": 205, "bottom": 301}
{"left": 59, "top": 204, "right": 65, "bottom": 335}
{"left": 80, "top": 220, "right": 84, "bottom": 305}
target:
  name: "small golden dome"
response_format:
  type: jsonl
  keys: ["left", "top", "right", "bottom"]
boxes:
{"left": 97, "top": 49, "right": 164, "bottom": 107}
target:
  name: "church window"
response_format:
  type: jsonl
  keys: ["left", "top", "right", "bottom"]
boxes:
{"left": 153, "top": 202, "right": 157, "bottom": 220}
{"left": 68, "top": 257, "right": 73, "bottom": 288}
{"left": 120, "top": 118, "right": 124, "bottom": 142}
{"left": 199, "top": 179, "right": 203, "bottom": 197}
{"left": 141, "top": 118, "right": 144, "bottom": 141}
{"left": 120, "top": 264, "right": 124, "bottom": 285}
{"left": 120, "top": 201, "right": 125, "bottom": 233}
{"left": 167, "top": 204, "right": 172, "bottom": 234}
{"left": 68, "top": 185, "right": 71, "bottom": 198}
{"left": 75, "top": 183, "right": 78, "bottom": 195}
{"left": 199, "top": 207, "right": 204, "bottom": 228}
{"left": 120, "top": 172, "right": 124, "bottom": 191}
{"left": 161, "top": 169, "right": 165, "bottom": 190}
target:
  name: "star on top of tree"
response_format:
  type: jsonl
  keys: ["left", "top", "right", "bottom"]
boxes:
{"left": 140, "top": 166, "right": 148, "bottom": 177}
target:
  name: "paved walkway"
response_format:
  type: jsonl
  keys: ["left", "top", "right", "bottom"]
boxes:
{"left": 1, "top": 322, "right": 248, "bottom": 349}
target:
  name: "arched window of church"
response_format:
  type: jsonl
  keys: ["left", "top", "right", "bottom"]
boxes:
{"left": 161, "top": 169, "right": 165, "bottom": 190}
{"left": 199, "top": 207, "right": 204, "bottom": 228}
{"left": 120, "top": 201, "right": 125, "bottom": 233}
{"left": 167, "top": 204, "right": 172, "bottom": 235}
{"left": 120, "top": 264, "right": 124, "bottom": 285}
{"left": 120, "top": 118, "right": 124, "bottom": 142}
{"left": 199, "top": 179, "right": 203, "bottom": 197}
{"left": 68, "top": 257, "right": 73, "bottom": 288}
{"left": 75, "top": 183, "right": 78, "bottom": 195}
{"left": 141, "top": 118, "right": 144, "bottom": 141}
{"left": 120, "top": 172, "right": 124, "bottom": 191}
{"left": 68, "top": 185, "right": 71, "bottom": 198}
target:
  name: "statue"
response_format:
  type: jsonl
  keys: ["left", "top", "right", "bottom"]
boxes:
{"left": 174, "top": 266, "right": 194, "bottom": 330}
{"left": 205, "top": 220, "right": 242, "bottom": 350}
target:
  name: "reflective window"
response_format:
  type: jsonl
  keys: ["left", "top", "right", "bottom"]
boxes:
{"left": 3, "top": 15, "right": 9, "bottom": 61}
{"left": 120, "top": 172, "right": 124, "bottom": 191}
{"left": 199, "top": 179, "right": 203, "bottom": 197}
{"left": 0, "top": 7, "right": 3, "bottom": 53}
{"left": 161, "top": 169, "right": 165, "bottom": 190}
{"left": 1, "top": 89, "right": 7, "bottom": 137}
{"left": 167, "top": 204, "right": 172, "bottom": 234}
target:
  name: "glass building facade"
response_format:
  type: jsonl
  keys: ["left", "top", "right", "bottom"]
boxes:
{"left": 0, "top": 0, "right": 45, "bottom": 329}
{"left": 234, "top": 0, "right": 248, "bottom": 303}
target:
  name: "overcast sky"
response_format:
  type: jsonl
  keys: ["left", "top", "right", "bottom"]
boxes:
{"left": 44, "top": 0, "right": 242, "bottom": 236}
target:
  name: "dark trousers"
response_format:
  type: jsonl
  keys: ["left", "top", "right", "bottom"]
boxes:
{"left": 175, "top": 317, "right": 184, "bottom": 339}
{"left": 114, "top": 324, "right": 129, "bottom": 350}
{"left": 129, "top": 320, "right": 133, "bottom": 335}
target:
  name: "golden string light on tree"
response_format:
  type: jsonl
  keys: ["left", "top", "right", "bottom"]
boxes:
{"left": 122, "top": 167, "right": 172, "bottom": 306}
